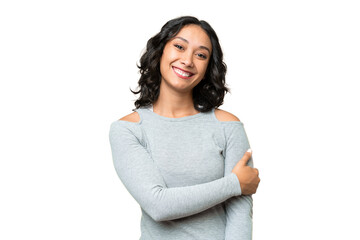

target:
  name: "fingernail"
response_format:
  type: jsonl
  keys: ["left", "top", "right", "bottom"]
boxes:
{"left": 247, "top": 148, "right": 252, "bottom": 153}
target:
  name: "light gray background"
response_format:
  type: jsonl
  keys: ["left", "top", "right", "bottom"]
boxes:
{"left": 1, "top": 0, "right": 359, "bottom": 239}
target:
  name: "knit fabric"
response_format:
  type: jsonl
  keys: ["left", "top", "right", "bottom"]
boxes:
{"left": 109, "top": 106, "right": 253, "bottom": 239}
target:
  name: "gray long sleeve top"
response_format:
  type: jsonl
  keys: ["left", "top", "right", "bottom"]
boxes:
{"left": 109, "top": 106, "right": 253, "bottom": 240}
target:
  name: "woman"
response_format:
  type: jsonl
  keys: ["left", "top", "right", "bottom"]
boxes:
{"left": 109, "top": 16, "right": 260, "bottom": 240}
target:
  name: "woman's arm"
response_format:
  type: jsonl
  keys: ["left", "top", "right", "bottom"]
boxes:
{"left": 109, "top": 120, "right": 242, "bottom": 222}
{"left": 223, "top": 122, "right": 254, "bottom": 240}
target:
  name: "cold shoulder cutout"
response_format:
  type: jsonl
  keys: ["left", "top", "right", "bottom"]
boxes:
{"left": 118, "top": 111, "right": 140, "bottom": 123}
{"left": 214, "top": 108, "right": 241, "bottom": 122}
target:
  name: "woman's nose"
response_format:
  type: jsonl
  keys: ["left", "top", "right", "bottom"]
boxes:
{"left": 180, "top": 52, "right": 194, "bottom": 68}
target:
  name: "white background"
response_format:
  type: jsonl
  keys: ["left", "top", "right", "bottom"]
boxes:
{"left": 1, "top": 0, "right": 359, "bottom": 239}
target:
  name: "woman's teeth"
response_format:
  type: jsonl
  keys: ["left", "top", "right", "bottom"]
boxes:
{"left": 174, "top": 68, "right": 192, "bottom": 77}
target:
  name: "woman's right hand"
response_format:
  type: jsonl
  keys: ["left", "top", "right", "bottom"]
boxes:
{"left": 231, "top": 149, "right": 260, "bottom": 195}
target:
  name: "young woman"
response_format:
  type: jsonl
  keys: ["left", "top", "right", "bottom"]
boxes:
{"left": 109, "top": 16, "right": 260, "bottom": 240}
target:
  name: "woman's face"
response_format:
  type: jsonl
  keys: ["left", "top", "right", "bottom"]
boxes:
{"left": 159, "top": 24, "right": 212, "bottom": 93}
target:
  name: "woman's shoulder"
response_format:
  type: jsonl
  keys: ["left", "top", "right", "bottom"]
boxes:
{"left": 110, "top": 111, "right": 142, "bottom": 136}
{"left": 118, "top": 111, "right": 141, "bottom": 123}
{"left": 110, "top": 111, "right": 141, "bottom": 132}
{"left": 214, "top": 108, "right": 241, "bottom": 122}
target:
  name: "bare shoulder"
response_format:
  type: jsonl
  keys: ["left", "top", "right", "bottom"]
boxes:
{"left": 214, "top": 108, "right": 241, "bottom": 122}
{"left": 118, "top": 111, "right": 140, "bottom": 123}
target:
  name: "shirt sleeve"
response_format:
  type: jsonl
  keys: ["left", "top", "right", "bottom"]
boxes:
{"left": 223, "top": 122, "right": 253, "bottom": 240}
{"left": 109, "top": 120, "right": 242, "bottom": 222}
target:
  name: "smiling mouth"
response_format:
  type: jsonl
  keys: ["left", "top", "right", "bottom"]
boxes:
{"left": 172, "top": 67, "right": 194, "bottom": 79}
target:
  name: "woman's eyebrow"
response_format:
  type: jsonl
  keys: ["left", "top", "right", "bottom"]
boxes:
{"left": 174, "top": 36, "right": 211, "bottom": 54}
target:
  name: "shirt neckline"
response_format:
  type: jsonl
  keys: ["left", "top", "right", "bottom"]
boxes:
{"left": 143, "top": 105, "right": 207, "bottom": 122}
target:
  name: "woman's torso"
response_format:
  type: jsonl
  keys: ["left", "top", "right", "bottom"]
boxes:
{"left": 134, "top": 106, "right": 229, "bottom": 240}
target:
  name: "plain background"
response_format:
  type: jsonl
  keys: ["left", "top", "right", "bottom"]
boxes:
{"left": 1, "top": 0, "right": 359, "bottom": 239}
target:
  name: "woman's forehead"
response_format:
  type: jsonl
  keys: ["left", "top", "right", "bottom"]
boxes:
{"left": 170, "top": 25, "right": 212, "bottom": 51}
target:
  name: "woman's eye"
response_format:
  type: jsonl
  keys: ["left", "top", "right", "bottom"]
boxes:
{"left": 197, "top": 53, "right": 207, "bottom": 59}
{"left": 174, "top": 44, "right": 184, "bottom": 50}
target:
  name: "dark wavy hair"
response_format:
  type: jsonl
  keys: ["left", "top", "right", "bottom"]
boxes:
{"left": 130, "top": 16, "right": 230, "bottom": 112}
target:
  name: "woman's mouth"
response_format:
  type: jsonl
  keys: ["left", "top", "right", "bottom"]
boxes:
{"left": 172, "top": 67, "right": 194, "bottom": 79}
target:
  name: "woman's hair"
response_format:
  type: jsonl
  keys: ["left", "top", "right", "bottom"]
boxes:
{"left": 130, "top": 16, "right": 230, "bottom": 112}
